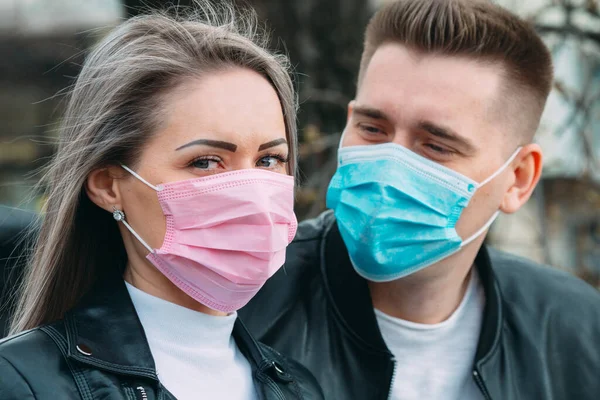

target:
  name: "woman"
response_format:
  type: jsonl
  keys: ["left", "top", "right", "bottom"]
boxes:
{"left": 0, "top": 2, "right": 323, "bottom": 399}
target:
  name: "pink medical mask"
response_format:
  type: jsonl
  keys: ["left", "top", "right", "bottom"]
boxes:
{"left": 115, "top": 166, "right": 298, "bottom": 313}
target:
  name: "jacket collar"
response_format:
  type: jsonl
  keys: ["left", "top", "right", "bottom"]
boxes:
{"left": 320, "top": 213, "right": 503, "bottom": 364}
{"left": 64, "top": 275, "right": 158, "bottom": 379}
{"left": 472, "top": 245, "right": 503, "bottom": 366}
{"left": 63, "top": 275, "right": 275, "bottom": 379}
{"left": 320, "top": 215, "right": 390, "bottom": 354}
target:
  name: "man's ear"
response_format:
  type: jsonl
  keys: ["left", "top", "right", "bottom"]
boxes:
{"left": 500, "top": 143, "right": 543, "bottom": 214}
{"left": 85, "top": 166, "right": 125, "bottom": 213}
{"left": 347, "top": 100, "right": 356, "bottom": 123}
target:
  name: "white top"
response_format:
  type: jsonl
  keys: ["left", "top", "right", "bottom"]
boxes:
{"left": 375, "top": 270, "right": 486, "bottom": 400}
{"left": 125, "top": 282, "right": 257, "bottom": 400}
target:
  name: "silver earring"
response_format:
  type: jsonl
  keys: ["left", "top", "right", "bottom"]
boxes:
{"left": 112, "top": 206, "right": 125, "bottom": 222}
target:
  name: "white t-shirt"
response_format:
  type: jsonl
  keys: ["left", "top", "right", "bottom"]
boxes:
{"left": 125, "top": 282, "right": 257, "bottom": 400}
{"left": 375, "top": 270, "right": 486, "bottom": 400}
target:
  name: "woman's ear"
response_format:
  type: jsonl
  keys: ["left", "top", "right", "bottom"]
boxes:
{"left": 85, "top": 166, "right": 125, "bottom": 212}
{"left": 500, "top": 143, "right": 543, "bottom": 214}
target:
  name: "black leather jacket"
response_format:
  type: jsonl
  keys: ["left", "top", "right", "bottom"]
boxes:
{"left": 240, "top": 211, "right": 600, "bottom": 400}
{"left": 0, "top": 275, "right": 324, "bottom": 400}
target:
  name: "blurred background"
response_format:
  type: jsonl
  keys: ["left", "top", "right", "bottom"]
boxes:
{"left": 0, "top": 0, "right": 598, "bottom": 303}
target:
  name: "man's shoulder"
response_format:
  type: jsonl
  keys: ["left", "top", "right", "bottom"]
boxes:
{"left": 292, "top": 210, "right": 335, "bottom": 243}
{"left": 488, "top": 247, "right": 600, "bottom": 324}
{"left": 487, "top": 248, "right": 600, "bottom": 396}
{"left": 283, "top": 210, "right": 336, "bottom": 275}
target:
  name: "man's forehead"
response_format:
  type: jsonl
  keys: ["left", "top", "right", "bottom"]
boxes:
{"left": 356, "top": 44, "right": 509, "bottom": 142}
{"left": 359, "top": 44, "right": 504, "bottom": 105}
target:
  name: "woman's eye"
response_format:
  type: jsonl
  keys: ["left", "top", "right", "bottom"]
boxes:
{"left": 191, "top": 157, "right": 220, "bottom": 170}
{"left": 257, "top": 155, "right": 287, "bottom": 168}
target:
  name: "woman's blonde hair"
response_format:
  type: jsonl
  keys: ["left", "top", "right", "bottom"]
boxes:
{"left": 9, "top": 1, "right": 297, "bottom": 334}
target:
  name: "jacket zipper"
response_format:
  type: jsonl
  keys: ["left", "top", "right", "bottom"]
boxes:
{"left": 386, "top": 358, "right": 397, "bottom": 400}
{"left": 123, "top": 386, "right": 137, "bottom": 400}
{"left": 473, "top": 370, "right": 492, "bottom": 400}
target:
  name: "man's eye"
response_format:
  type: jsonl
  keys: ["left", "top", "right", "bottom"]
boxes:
{"left": 358, "top": 124, "right": 382, "bottom": 135}
{"left": 425, "top": 143, "right": 452, "bottom": 154}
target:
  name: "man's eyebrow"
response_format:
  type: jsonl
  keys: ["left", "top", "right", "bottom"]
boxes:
{"left": 418, "top": 121, "right": 476, "bottom": 152}
{"left": 258, "top": 138, "right": 287, "bottom": 151}
{"left": 352, "top": 106, "right": 392, "bottom": 122}
{"left": 175, "top": 139, "right": 237, "bottom": 152}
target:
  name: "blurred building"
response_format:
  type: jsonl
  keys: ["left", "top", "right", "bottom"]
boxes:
{"left": 487, "top": 0, "right": 600, "bottom": 286}
{"left": 0, "top": 0, "right": 123, "bottom": 336}
{"left": 0, "top": 0, "right": 122, "bottom": 212}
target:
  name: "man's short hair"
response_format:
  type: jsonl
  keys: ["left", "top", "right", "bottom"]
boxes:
{"left": 359, "top": 0, "right": 554, "bottom": 139}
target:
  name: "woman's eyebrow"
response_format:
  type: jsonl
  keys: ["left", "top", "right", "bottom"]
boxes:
{"left": 175, "top": 139, "right": 237, "bottom": 152}
{"left": 258, "top": 138, "right": 287, "bottom": 151}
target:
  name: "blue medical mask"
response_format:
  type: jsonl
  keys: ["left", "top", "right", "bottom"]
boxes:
{"left": 326, "top": 142, "right": 522, "bottom": 282}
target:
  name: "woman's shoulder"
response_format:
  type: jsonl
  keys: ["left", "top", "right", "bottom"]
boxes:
{"left": 258, "top": 342, "right": 325, "bottom": 400}
{"left": 0, "top": 324, "right": 78, "bottom": 398}
{"left": 0, "top": 326, "right": 55, "bottom": 357}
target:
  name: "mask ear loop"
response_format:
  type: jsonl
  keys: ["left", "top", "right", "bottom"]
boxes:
{"left": 120, "top": 165, "right": 162, "bottom": 191}
{"left": 461, "top": 211, "right": 500, "bottom": 247}
{"left": 461, "top": 146, "right": 524, "bottom": 247}
{"left": 113, "top": 207, "right": 155, "bottom": 253}
{"left": 477, "top": 147, "right": 523, "bottom": 188}
{"left": 113, "top": 165, "right": 163, "bottom": 254}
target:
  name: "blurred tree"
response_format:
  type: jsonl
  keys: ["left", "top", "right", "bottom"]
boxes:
{"left": 490, "top": 0, "right": 600, "bottom": 288}
{"left": 124, "top": 0, "right": 194, "bottom": 17}
{"left": 251, "top": 0, "right": 371, "bottom": 135}
{"left": 250, "top": 0, "right": 373, "bottom": 217}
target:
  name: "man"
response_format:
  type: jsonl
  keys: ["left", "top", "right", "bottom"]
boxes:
{"left": 240, "top": 0, "right": 600, "bottom": 399}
